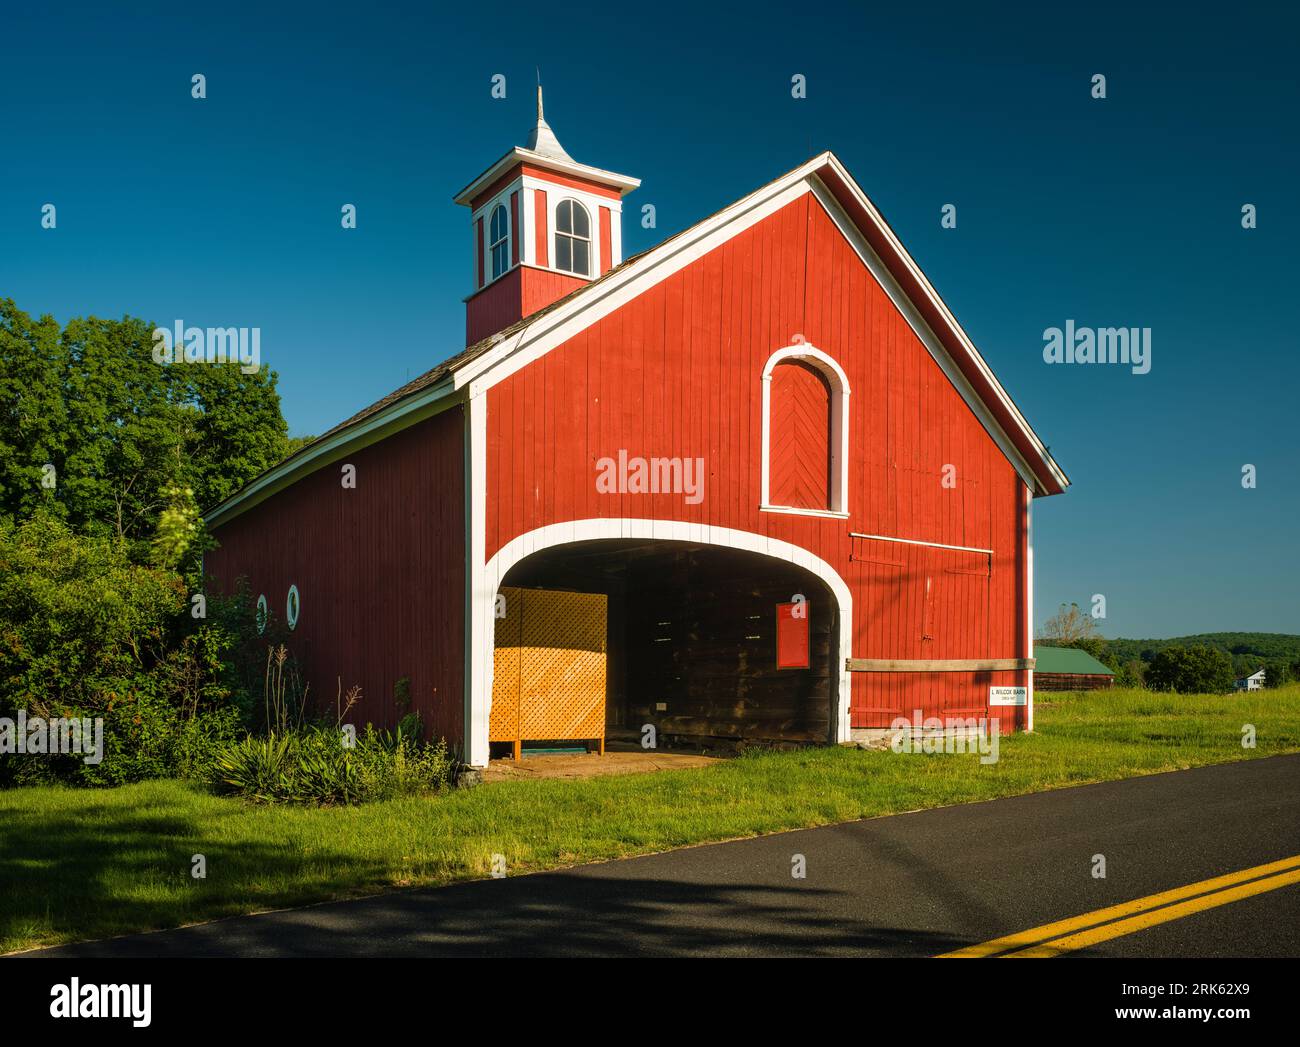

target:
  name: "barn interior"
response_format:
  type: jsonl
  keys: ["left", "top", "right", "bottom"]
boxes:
{"left": 492, "top": 539, "right": 837, "bottom": 758}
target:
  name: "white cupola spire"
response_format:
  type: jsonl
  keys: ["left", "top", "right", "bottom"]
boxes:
{"left": 453, "top": 84, "right": 641, "bottom": 343}
{"left": 525, "top": 84, "right": 573, "bottom": 162}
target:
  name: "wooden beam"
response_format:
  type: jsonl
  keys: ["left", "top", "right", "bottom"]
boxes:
{"left": 846, "top": 658, "right": 1035, "bottom": 672}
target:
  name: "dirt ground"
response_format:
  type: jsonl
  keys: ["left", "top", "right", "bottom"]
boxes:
{"left": 482, "top": 750, "right": 720, "bottom": 782}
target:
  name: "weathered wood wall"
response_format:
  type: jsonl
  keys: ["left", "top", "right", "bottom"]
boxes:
{"left": 620, "top": 549, "right": 833, "bottom": 742}
{"left": 1035, "top": 673, "right": 1114, "bottom": 691}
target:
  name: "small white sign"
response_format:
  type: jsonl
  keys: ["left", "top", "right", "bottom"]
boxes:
{"left": 989, "top": 686, "right": 1027, "bottom": 707}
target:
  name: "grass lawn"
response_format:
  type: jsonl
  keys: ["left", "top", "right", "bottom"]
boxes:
{"left": 3, "top": 685, "right": 1299, "bottom": 953}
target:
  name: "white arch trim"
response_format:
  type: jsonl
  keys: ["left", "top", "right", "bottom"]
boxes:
{"left": 468, "top": 518, "right": 854, "bottom": 766}
{"left": 760, "top": 344, "right": 851, "bottom": 518}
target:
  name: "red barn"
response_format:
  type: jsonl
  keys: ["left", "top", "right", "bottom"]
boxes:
{"left": 205, "top": 94, "right": 1069, "bottom": 767}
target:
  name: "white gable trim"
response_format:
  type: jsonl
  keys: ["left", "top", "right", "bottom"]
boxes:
{"left": 205, "top": 377, "right": 460, "bottom": 528}
{"left": 468, "top": 518, "right": 854, "bottom": 766}
{"left": 806, "top": 177, "right": 1040, "bottom": 493}
{"left": 458, "top": 165, "right": 821, "bottom": 398}
{"left": 456, "top": 151, "right": 1064, "bottom": 496}
{"left": 815, "top": 155, "right": 1069, "bottom": 493}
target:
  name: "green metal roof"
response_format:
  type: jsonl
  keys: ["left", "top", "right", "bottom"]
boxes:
{"left": 1033, "top": 645, "right": 1115, "bottom": 675}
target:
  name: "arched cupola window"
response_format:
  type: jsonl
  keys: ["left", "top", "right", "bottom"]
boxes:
{"left": 554, "top": 198, "right": 591, "bottom": 276}
{"left": 489, "top": 203, "right": 510, "bottom": 280}
{"left": 761, "top": 345, "right": 850, "bottom": 517}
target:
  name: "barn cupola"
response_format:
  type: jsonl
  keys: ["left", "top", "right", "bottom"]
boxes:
{"left": 454, "top": 86, "right": 640, "bottom": 345}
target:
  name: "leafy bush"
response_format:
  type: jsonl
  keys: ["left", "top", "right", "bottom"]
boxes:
{"left": 210, "top": 722, "right": 452, "bottom": 805}
{"left": 0, "top": 511, "right": 253, "bottom": 787}
{"left": 1145, "top": 644, "right": 1236, "bottom": 694}
{"left": 1114, "top": 658, "right": 1146, "bottom": 688}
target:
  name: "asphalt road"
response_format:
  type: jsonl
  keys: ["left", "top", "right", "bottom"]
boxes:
{"left": 28, "top": 754, "right": 1300, "bottom": 958}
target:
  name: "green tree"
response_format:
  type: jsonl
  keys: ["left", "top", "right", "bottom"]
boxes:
{"left": 151, "top": 484, "right": 202, "bottom": 569}
{"left": 59, "top": 315, "right": 182, "bottom": 547}
{"left": 172, "top": 358, "right": 289, "bottom": 511}
{"left": 0, "top": 300, "right": 67, "bottom": 524}
{"left": 278, "top": 432, "right": 316, "bottom": 463}
{"left": 1145, "top": 644, "right": 1236, "bottom": 694}
{"left": 1115, "top": 658, "right": 1146, "bottom": 688}
{"left": 1261, "top": 659, "right": 1292, "bottom": 688}
{"left": 0, "top": 304, "right": 292, "bottom": 559}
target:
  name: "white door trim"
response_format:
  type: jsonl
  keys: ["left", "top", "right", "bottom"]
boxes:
{"left": 466, "top": 518, "right": 854, "bottom": 766}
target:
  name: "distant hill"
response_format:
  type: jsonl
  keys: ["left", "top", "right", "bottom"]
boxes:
{"left": 1104, "top": 633, "right": 1300, "bottom": 667}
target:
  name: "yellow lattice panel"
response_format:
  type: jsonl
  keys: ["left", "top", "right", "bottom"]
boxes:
{"left": 518, "top": 589, "right": 607, "bottom": 743}
{"left": 489, "top": 587, "right": 523, "bottom": 743}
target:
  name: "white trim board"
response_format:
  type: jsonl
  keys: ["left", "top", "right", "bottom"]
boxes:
{"left": 461, "top": 175, "right": 812, "bottom": 399}
{"left": 816, "top": 155, "right": 1068, "bottom": 494}
{"left": 205, "top": 378, "right": 460, "bottom": 528}
{"left": 807, "top": 178, "right": 1041, "bottom": 495}
{"left": 457, "top": 152, "right": 1065, "bottom": 497}
{"left": 849, "top": 532, "right": 994, "bottom": 556}
{"left": 211, "top": 151, "right": 1066, "bottom": 531}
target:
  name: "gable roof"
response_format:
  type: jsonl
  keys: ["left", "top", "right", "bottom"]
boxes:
{"left": 206, "top": 151, "right": 1069, "bottom": 528}
{"left": 1033, "top": 645, "right": 1115, "bottom": 676}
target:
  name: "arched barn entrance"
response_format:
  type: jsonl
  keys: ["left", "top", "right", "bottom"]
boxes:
{"left": 479, "top": 526, "right": 852, "bottom": 761}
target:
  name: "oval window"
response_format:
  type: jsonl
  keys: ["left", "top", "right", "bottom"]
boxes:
{"left": 256, "top": 594, "right": 268, "bottom": 635}
{"left": 286, "top": 584, "right": 300, "bottom": 630}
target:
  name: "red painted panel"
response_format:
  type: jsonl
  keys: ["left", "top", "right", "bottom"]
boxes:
{"left": 769, "top": 360, "right": 831, "bottom": 510}
{"left": 484, "top": 191, "right": 1031, "bottom": 731}
{"left": 521, "top": 267, "right": 587, "bottom": 315}
{"left": 206, "top": 408, "right": 467, "bottom": 745}
{"left": 470, "top": 164, "right": 523, "bottom": 212}
{"left": 599, "top": 206, "right": 612, "bottom": 275}
{"left": 519, "top": 163, "right": 621, "bottom": 200}
{"left": 535, "top": 189, "right": 549, "bottom": 267}
{"left": 510, "top": 191, "right": 519, "bottom": 267}
{"left": 475, "top": 216, "right": 484, "bottom": 289}
{"left": 776, "top": 602, "right": 810, "bottom": 668}
{"left": 467, "top": 265, "right": 590, "bottom": 345}
{"left": 466, "top": 266, "right": 522, "bottom": 345}
{"left": 469, "top": 163, "right": 621, "bottom": 213}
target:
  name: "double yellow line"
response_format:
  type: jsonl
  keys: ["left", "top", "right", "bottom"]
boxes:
{"left": 939, "top": 854, "right": 1300, "bottom": 958}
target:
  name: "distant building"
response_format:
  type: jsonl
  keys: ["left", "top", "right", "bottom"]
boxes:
{"left": 1033, "top": 645, "right": 1115, "bottom": 691}
{"left": 1235, "top": 669, "right": 1266, "bottom": 692}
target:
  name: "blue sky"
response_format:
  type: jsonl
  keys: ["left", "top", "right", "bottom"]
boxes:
{"left": 3, "top": 1, "right": 1297, "bottom": 638}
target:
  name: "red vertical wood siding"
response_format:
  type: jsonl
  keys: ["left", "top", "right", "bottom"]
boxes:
{"left": 599, "top": 206, "right": 612, "bottom": 275}
{"left": 206, "top": 407, "right": 467, "bottom": 744}
{"left": 534, "top": 189, "right": 549, "bottom": 267}
{"left": 484, "top": 191, "right": 1031, "bottom": 730}
{"left": 769, "top": 360, "right": 831, "bottom": 509}
{"left": 521, "top": 268, "right": 587, "bottom": 314}
{"left": 474, "top": 217, "right": 484, "bottom": 289}
{"left": 467, "top": 266, "right": 588, "bottom": 345}
{"left": 510, "top": 191, "right": 520, "bottom": 267}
